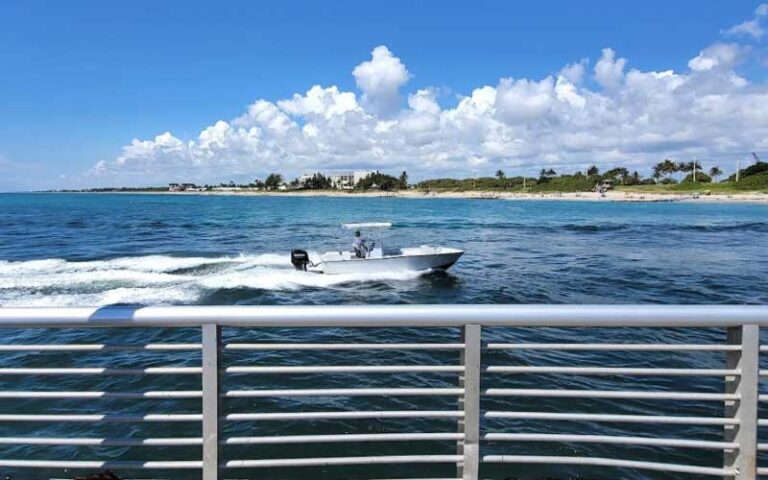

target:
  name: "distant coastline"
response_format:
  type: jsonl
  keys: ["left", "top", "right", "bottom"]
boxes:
{"left": 42, "top": 160, "right": 768, "bottom": 204}
{"left": 41, "top": 188, "right": 768, "bottom": 204}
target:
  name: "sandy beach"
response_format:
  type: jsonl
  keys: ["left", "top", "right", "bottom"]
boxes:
{"left": 102, "top": 189, "right": 768, "bottom": 204}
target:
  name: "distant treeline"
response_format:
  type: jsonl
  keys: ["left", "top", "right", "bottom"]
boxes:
{"left": 418, "top": 160, "right": 768, "bottom": 192}
{"left": 56, "top": 159, "right": 768, "bottom": 193}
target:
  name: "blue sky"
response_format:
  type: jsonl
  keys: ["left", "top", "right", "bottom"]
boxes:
{"left": 0, "top": 1, "right": 766, "bottom": 190}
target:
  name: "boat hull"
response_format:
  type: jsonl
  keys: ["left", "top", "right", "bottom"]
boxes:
{"left": 319, "top": 249, "right": 463, "bottom": 275}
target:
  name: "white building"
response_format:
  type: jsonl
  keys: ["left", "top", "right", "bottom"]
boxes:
{"left": 299, "top": 170, "right": 376, "bottom": 189}
{"left": 299, "top": 172, "right": 320, "bottom": 185}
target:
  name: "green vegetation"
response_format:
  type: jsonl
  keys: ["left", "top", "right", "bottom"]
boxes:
{"left": 727, "top": 162, "right": 768, "bottom": 181}
{"left": 417, "top": 160, "right": 768, "bottom": 194}
{"left": 355, "top": 171, "right": 407, "bottom": 190}
{"left": 682, "top": 172, "right": 711, "bottom": 183}
{"left": 264, "top": 173, "right": 284, "bottom": 190}
{"left": 62, "top": 159, "right": 768, "bottom": 195}
{"left": 619, "top": 172, "right": 768, "bottom": 194}
{"left": 418, "top": 176, "right": 532, "bottom": 191}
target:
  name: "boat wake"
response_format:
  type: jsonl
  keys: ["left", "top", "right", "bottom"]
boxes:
{"left": 0, "top": 254, "right": 431, "bottom": 306}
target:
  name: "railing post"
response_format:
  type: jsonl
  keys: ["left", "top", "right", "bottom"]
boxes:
{"left": 458, "top": 324, "right": 481, "bottom": 480}
{"left": 725, "top": 325, "right": 759, "bottom": 480}
{"left": 202, "top": 323, "right": 222, "bottom": 480}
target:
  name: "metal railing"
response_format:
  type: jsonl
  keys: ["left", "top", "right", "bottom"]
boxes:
{"left": 0, "top": 304, "right": 766, "bottom": 480}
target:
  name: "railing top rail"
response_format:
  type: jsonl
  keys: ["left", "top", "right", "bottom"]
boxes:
{"left": 0, "top": 304, "right": 766, "bottom": 328}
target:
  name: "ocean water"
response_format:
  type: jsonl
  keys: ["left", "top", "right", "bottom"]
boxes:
{"left": 0, "top": 193, "right": 767, "bottom": 480}
{"left": 2, "top": 193, "right": 766, "bottom": 306}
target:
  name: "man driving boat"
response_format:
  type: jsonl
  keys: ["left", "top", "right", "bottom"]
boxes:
{"left": 352, "top": 230, "right": 368, "bottom": 258}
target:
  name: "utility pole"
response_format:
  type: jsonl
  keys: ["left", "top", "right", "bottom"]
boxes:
{"left": 736, "top": 159, "right": 740, "bottom": 183}
{"left": 693, "top": 157, "right": 697, "bottom": 182}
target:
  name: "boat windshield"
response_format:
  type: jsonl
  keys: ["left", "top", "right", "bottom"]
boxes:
{"left": 342, "top": 222, "right": 391, "bottom": 258}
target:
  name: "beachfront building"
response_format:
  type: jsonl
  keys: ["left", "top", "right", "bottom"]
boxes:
{"left": 168, "top": 183, "right": 201, "bottom": 192}
{"left": 329, "top": 170, "right": 377, "bottom": 189}
{"left": 328, "top": 172, "right": 355, "bottom": 189}
{"left": 299, "top": 170, "right": 376, "bottom": 189}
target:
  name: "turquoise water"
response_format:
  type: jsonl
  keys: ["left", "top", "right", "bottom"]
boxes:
{"left": 0, "top": 193, "right": 767, "bottom": 480}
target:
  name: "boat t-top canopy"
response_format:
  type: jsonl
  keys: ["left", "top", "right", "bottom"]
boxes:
{"left": 342, "top": 222, "right": 392, "bottom": 230}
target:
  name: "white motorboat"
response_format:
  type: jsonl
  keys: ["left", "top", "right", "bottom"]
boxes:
{"left": 291, "top": 222, "right": 463, "bottom": 275}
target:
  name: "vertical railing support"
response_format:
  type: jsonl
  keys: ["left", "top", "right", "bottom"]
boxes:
{"left": 458, "top": 324, "right": 481, "bottom": 480}
{"left": 725, "top": 325, "right": 759, "bottom": 480}
{"left": 202, "top": 323, "right": 222, "bottom": 480}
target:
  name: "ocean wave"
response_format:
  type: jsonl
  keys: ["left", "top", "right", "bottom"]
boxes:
{"left": 679, "top": 222, "right": 768, "bottom": 232}
{"left": 0, "top": 253, "right": 430, "bottom": 306}
{"left": 563, "top": 224, "right": 628, "bottom": 232}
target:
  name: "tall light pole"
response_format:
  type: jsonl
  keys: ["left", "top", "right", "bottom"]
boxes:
{"left": 693, "top": 157, "right": 697, "bottom": 183}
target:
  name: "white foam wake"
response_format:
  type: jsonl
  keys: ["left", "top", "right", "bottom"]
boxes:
{"left": 0, "top": 253, "right": 429, "bottom": 306}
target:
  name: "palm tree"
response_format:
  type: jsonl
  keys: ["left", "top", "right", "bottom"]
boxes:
{"left": 654, "top": 160, "right": 672, "bottom": 181}
{"left": 495, "top": 170, "right": 505, "bottom": 180}
{"left": 586, "top": 165, "right": 599, "bottom": 178}
{"left": 661, "top": 159, "right": 678, "bottom": 180}
{"left": 709, "top": 166, "right": 722, "bottom": 183}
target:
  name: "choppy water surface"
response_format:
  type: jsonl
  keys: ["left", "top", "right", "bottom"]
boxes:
{"left": 0, "top": 193, "right": 767, "bottom": 479}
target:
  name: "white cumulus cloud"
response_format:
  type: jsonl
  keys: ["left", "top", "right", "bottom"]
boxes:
{"left": 352, "top": 45, "right": 411, "bottom": 118}
{"left": 725, "top": 3, "right": 768, "bottom": 38}
{"left": 594, "top": 48, "right": 627, "bottom": 89}
{"left": 86, "top": 32, "right": 768, "bottom": 186}
{"left": 688, "top": 43, "right": 748, "bottom": 72}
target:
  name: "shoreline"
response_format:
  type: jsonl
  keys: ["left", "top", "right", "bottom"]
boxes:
{"left": 42, "top": 189, "right": 768, "bottom": 204}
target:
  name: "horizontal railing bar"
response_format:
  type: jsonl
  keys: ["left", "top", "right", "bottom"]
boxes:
{"left": 0, "top": 414, "right": 202, "bottom": 422}
{"left": 0, "top": 344, "right": 201, "bottom": 352}
{"left": 481, "top": 455, "right": 734, "bottom": 477}
{"left": 225, "top": 433, "right": 464, "bottom": 444}
{"left": 0, "top": 367, "right": 201, "bottom": 375}
{"left": 486, "top": 343, "right": 740, "bottom": 351}
{"left": 485, "top": 411, "right": 738, "bottom": 425}
{"left": 225, "top": 343, "right": 465, "bottom": 350}
{"left": 483, "top": 433, "right": 736, "bottom": 449}
{"left": 0, "top": 391, "right": 201, "bottom": 399}
{"left": 0, "top": 460, "right": 202, "bottom": 469}
{"left": 225, "top": 455, "right": 463, "bottom": 468}
{"left": 0, "top": 436, "right": 202, "bottom": 446}
{"left": 485, "top": 367, "right": 739, "bottom": 376}
{"left": 225, "top": 366, "right": 463, "bottom": 374}
{"left": 226, "top": 411, "right": 463, "bottom": 421}
{"left": 225, "top": 388, "right": 463, "bottom": 397}
{"left": 1, "top": 305, "right": 766, "bottom": 328}
{"left": 484, "top": 389, "right": 736, "bottom": 401}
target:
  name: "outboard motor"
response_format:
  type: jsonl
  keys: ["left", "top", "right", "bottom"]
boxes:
{"left": 291, "top": 249, "right": 310, "bottom": 271}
